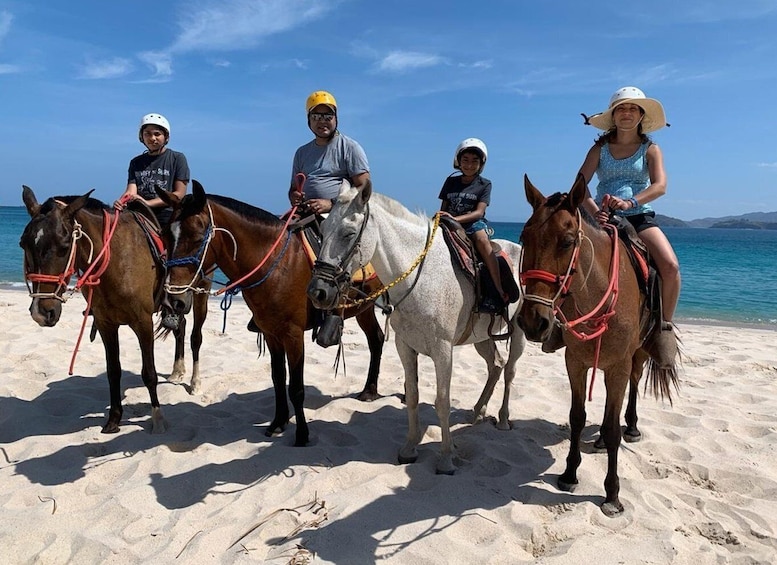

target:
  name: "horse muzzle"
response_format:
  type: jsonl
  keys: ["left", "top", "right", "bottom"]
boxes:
{"left": 308, "top": 261, "right": 349, "bottom": 310}
{"left": 29, "top": 297, "right": 62, "bottom": 327}
{"left": 517, "top": 302, "right": 555, "bottom": 343}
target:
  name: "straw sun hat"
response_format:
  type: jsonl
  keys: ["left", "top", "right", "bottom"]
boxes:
{"left": 587, "top": 86, "right": 668, "bottom": 133}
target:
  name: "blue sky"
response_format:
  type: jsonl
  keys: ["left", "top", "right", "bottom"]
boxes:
{"left": 1, "top": 0, "right": 776, "bottom": 221}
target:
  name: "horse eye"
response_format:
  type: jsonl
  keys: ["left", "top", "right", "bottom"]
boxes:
{"left": 559, "top": 237, "right": 575, "bottom": 250}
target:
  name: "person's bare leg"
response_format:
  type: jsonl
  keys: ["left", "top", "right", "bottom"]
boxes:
{"left": 639, "top": 227, "right": 681, "bottom": 322}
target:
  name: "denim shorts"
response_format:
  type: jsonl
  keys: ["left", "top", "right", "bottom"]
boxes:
{"left": 465, "top": 219, "right": 494, "bottom": 237}
{"left": 622, "top": 211, "right": 659, "bottom": 233}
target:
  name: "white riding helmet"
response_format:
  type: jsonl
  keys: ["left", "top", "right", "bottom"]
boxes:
{"left": 138, "top": 113, "right": 170, "bottom": 142}
{"left": 453, "top": 137, "right": 488, "bottom": 173}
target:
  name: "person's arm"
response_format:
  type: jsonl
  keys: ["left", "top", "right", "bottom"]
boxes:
{"left": 452, "top": 201, "right": 487, "bottom": 224}
{"left": 114, "top": 182, "right": 138, "bottom": 210}
{"left": 577, "top": 144, "right": 601, "bottom": 218}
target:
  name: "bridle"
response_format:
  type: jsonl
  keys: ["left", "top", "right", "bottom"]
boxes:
{"left": 310, "top": 203, "right": 371, "bottom": 299}
{"left": 164, "top": 202, "right": 237, "bottom": 295}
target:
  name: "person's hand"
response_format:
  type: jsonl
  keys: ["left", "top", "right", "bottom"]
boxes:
{"left": 306, "top": 198, "right": 332, "bottom": 215}
{"left": 290, "top": 191, "right": 305, "bottom": 207}
{"left": 113, "top": 194, "right": 134, "bottom": 211}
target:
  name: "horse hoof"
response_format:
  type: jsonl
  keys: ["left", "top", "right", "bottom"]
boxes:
{"left": 398, "top": 452, "right": 418, "bottom": 465}
{"left": 601, "top": 500, "right": 624, "bottom": 517}
{"left": 101, "top": 423, "right": 120, "bottom": 434}
{"left": 357, "top": 390, "right": 380, "bottom": 402}
{"left": 623, "top": 429, "right": 642, "bottom": 443}
{"left": 557, "top": 477, "right": 578, "bottom": 493}
{"left": 593, "top": 436, "right": 607, "bottom": 451}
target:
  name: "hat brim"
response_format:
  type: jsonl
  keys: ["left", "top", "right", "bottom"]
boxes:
{"left": 588, "top": 98, "right": 667, "bottom": 134}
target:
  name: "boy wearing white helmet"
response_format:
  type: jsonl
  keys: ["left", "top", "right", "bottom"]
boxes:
{"left": 114, "top": 113, "right": 190, "bottom": 225}
{"left": 288, "top": 91, "right": 370, "bottom": 215}
{"left": 576, "top": 86, "right": 680, "bottom": 366}
{"left": 438, "top": 138, "right": 509, "bottom": 307}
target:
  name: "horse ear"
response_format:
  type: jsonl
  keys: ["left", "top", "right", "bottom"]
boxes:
{"left": 192, "top": 179, "right": 206, "bottom": 210}
{"left": 156, "top": 183, "right": 180, "bottom": 208}
{"left": 566, "top": 173, "right": 588, "bottom": 209}
{"left": 22, "top": 185, "right": 41, "bottom": 217}
{"left": 523, "top": 175, "right": 544, "bottom": 210}
{"left": 357, "top": 178, "right": 372, "bottom": 205}
{"left": 64, "top": 190, "right": 94, "bottom": 219}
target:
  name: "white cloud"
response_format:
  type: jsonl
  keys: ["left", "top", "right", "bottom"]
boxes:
{"left": 459, "top": 59, "right": 493, "bottom": 70}
{"left": 757, "top": 162, "right": 777, "bottom": 168}
{"left": 77, "top": 57, "right": 133, "bottom": 79}
{"left": 0, "top": 63, "right": 19, "bottom": 74}
{"left": 138, "top": 51, "right": 173, "bottom": 78}
{"left": 377, "top": 50, "right": 445, "bottom": 73}
{"left": 0, "top": 10, "right": 12, "bottom": 41}
{"left": 170, "top": 0, "right": 336, "bottom": 53}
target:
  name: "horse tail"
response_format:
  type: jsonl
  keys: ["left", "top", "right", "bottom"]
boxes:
{"left": 644, "top": 351, "right": 682, "bottom": 404}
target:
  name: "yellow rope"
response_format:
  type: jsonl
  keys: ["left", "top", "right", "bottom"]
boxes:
{"left": 338, "top": 212, "right": 442, "bottom": 309}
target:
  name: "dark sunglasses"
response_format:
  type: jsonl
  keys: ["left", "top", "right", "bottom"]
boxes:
{"left": 309, "top": 112, "right": 335, "bottom": 122}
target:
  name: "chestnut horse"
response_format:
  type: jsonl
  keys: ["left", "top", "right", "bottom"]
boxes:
{"left": 20, "top": 186, "right": 209, "bottom": 434}
{"left": 517, "top": 174, "right": 678, "bottom": 516}
{"left": 157, "top": 180, "right": 386, "bottom": 448}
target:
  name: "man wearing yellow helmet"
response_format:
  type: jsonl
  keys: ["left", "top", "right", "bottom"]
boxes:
{"left": 113, "top": 113, "right": 190, "bottom": 225}
{"left": 288, "top": 91, "right": 370, "bottom": 215}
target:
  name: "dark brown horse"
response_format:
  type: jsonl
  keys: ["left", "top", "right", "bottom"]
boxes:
{"left": 19, "top": 186, "right": 209, "bottom": 433}
{"left": 157, "top": 180, "right": 386, "bottom": 447}
{"left": 517, "top": 174, "right": 678, "bottom": 516}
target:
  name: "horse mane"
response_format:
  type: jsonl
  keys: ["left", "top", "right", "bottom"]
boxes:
{"left": 371, "top": 191, "right": 430, "bottom": 225}
{"left": 180, "top": 193, "right": 283, "bottom": 227}
{"left": 41, "top": 196, "right": 109, "bottom": 214}
{"left": 544, "top": 192, "right": 601, "bottom": 230}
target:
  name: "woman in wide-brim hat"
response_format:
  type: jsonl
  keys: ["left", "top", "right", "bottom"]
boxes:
{"left": 576, "top": 86, "right": 681, "bottom": 368}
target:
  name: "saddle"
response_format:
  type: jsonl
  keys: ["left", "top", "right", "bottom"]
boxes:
{"left": 438, "top": 216, "right": 520, "bottom": 314}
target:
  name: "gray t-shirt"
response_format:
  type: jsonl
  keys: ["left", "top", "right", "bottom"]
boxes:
{"left": 291, "top": 133, "right": 369, "bottom": 200}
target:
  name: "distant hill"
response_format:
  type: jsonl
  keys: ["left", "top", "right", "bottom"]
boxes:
{"left": 686, "top": 211, "right": 777, "bottom": 228}
{"left": 655, "top": 211, "right": 777, "bottom": 229}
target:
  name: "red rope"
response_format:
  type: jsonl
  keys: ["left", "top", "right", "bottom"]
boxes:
{"left": 214, "top": 173, "right": 306, "bottom": 296}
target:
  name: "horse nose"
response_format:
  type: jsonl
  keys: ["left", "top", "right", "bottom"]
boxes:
{"left": 517, "top": 306, "right": 551, "bottom": 343}
{"left": 170, "top": 295, "right": 192, "bottom": 315}
{"left": 307, "top": 280, "right": 334, "bottom": 309}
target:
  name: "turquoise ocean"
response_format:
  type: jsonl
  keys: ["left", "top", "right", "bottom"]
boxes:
{"left": 3, "top": 207, "right": 776, "bottom": 327}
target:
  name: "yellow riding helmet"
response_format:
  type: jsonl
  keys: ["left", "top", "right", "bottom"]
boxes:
{"left": 305, "top": 91, "right": 337, "bottom": 114}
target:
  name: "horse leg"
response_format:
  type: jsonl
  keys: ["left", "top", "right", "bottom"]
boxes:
{"left": 431, "top": 343, "right": 455, "bottom": 475}
{"left": 286, "top": 336, "right": 308, "bottom": 447}
{"left": 136, "top": 322, "right": 166, "bottom": 434}
{"left": 169, "top": 314, "right": 187, "bottom": 384}
{"left": 624, "top": 349, "right": 649, "bottom": 443}
{"left": 264, "top": 338, "right": 291, "bottom": 438}
{"left": 354, "top": 307, "right": 385, "bottom": 402}
{"left": 496, "top": 325, "right": 526, "bottom": 430}
{"left": 471, "top": 339, "right": 503, "bottom": 426}
{"left": 600, "top": 366, "right": 629, "bottom": 516}
{"left": 558, "top": 360, "right": 588, "bottom": 492}
{"left": 98, "top": 323, "right": 124, "bottom": 434}
{"left": 187, "top": 291, "right": 208, "bottom": 395}
{"left": 396, "top": 337, "right": 422, "bottom": 465}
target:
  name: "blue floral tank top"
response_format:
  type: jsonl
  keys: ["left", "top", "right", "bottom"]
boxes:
{"left": 595, "top": 142, "right": 653, "bottom": 216}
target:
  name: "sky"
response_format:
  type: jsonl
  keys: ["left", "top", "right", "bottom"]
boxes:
{"left": 1, "top": 0, "right": 776, "bottom": 221}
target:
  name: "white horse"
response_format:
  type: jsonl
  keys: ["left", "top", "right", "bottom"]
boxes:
{"left": 307, "top": 181, "right": 525, "bottom": 474}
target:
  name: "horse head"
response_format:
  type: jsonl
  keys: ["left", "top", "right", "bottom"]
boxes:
{"left": 158, "top": 180, "right": 211, "bottom": 316}
{"left": 517, "top": 174, "right": 588, "bottom": 342}
{"left": 20, "top": 186, "right": 93, "bottom": 327}
{"left": 307, "top": 179, "right": 375, "bottom": 310}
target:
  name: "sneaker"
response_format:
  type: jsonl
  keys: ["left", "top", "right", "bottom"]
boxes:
{"left": 542, "top": 324, "right": 565, "bottom": 353}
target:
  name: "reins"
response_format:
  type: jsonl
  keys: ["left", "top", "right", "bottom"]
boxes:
{"left": 25, "top": 196, "right": 130, "bottom": 374}
{"left": 520, "top": 209, "right": 621, "bottom": 400}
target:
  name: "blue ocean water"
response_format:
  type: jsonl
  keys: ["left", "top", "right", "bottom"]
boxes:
{"left": 4, "top": 207, "right": 776, "bottom": 327}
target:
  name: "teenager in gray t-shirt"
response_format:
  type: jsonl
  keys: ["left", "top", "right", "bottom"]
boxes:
{"left": 288, "top": 91, "right": 370, "bottom": 216}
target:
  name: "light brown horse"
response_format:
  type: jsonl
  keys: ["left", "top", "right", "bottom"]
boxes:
{"left": 20, "top": 187, "right": 209, "bottom": 434}
{"left": 157, "top": 180, "right": 386, "bottom": 448}
{"left": 517, "top": 174, "right": 678, "bottom": 516}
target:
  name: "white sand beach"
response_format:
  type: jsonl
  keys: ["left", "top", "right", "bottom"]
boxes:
{"left": 1, "top": 287, "right": 776, "bottom": 564}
